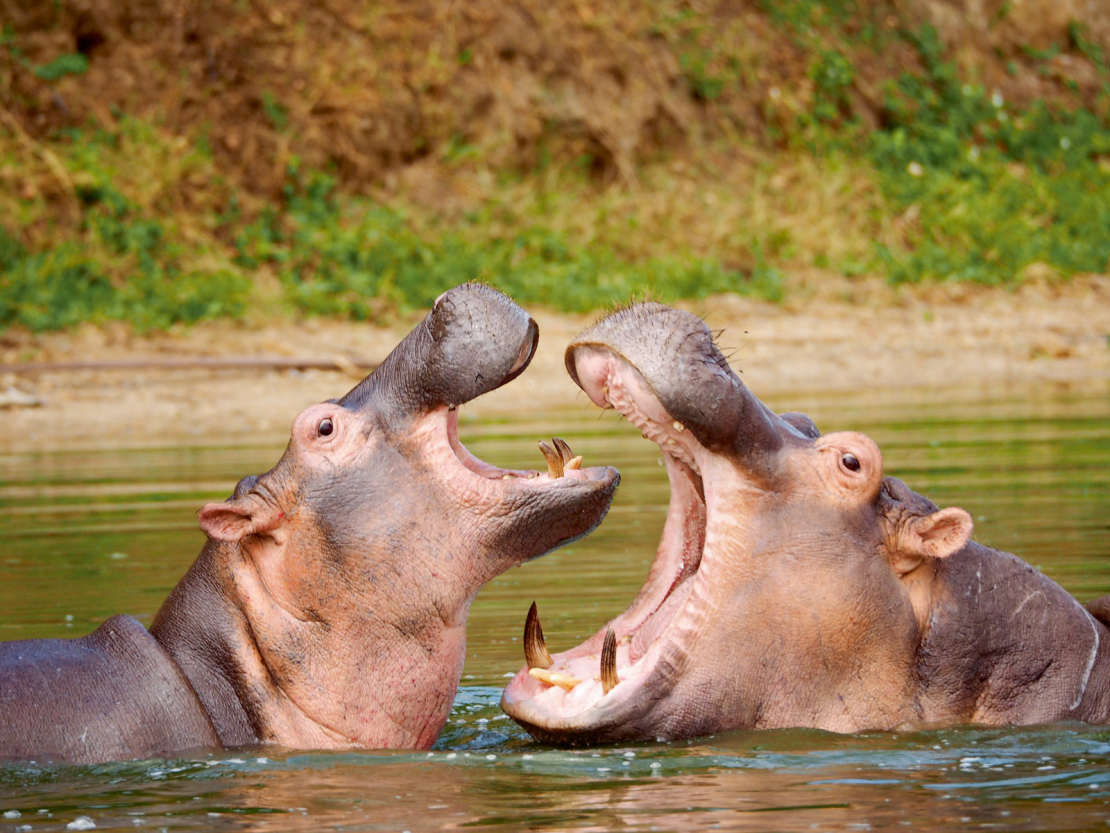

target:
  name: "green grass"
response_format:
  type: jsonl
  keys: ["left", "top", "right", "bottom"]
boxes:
{"left": 232, "top": 166, "right": 782, "bottom": 319}
{"left": 0, "top": 184, "right": 249, "bottom": 333}
{"left": 869, "top": 25, "right": 1110, "bottom": 284}
{"left": 0, "top": 125, "right": 784, "bottom": 331}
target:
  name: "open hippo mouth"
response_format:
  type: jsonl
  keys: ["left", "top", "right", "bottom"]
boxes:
{"left": 416, "top": 296, "right": 597, "bottom": 488}
{"left": 402, "top": 305, "right": 619, "bottom": 544}
{"left": 331, "top": 283, "right": 621, "bottom": 571}
{"left": 501, "top": 303, "right": 799, "bottom": 743}
{"left": 444, "top": 407, "right": 603, "bottom": 489}
{"left": 500, "top": 351, "right": 710, "bottom": 736}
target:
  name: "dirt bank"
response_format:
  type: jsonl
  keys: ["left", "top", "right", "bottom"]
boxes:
{"left": 5, "top": 0, "right": 1106, "bottom": 197}
{"left": 1, "top": 278, "right": 1108, "bottom": 453}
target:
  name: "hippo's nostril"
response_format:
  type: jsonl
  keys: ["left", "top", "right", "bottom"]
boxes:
{"left": 509, "top": 324, "right": 538, "bottom": 378}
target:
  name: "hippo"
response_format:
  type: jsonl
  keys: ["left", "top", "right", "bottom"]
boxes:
{"left": 0, "top": 284, "right": 619, "bottom": 763}
{"left": 501, "top": 302, "right": 1110, "bottom": 743}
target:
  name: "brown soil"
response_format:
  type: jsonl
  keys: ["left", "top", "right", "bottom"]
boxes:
{"left": 3, "top": 1, "right": 1107, "bottom": 199}
{"left": 2, "top": 277, "right": 1107, "bottom": 453}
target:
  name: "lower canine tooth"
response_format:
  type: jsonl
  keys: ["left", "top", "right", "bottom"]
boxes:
{"left": 673, "top": 421, "right": 686, "bottom": 432}
{"left": 552, "top": 437, "right": 574, "bottom": 464}
{"left": 565, "top": 455, "right": 583, "bottom": 470}
{"left": 601, "top": 626, "right": 619, "bottom": 695}
{"left": 538, "top": 441, "right": 564, "bottom": 479}
{"left": 524, "top": 601, "right": 554, "bottom": 669}
{"left": 528, "top": 668, "right": 583, "bottom": 691}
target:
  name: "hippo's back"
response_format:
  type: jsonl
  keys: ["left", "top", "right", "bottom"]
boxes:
{"left": 0, "top": 615, "right": 220, "bottom": 763}
{"left": 918, "top": 543, "right": 1110, "bottom": 726}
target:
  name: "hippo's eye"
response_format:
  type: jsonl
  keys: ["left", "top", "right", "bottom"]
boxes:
{"left": 840, "top": 452, "right": 861, "bottom": 473}
{"left": 318, "top": 418, "right": 334, "bottom": 437}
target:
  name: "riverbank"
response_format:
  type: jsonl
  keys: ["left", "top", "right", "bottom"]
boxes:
{"left": 0, "top": 276, "right": 1107, "bottom": 452}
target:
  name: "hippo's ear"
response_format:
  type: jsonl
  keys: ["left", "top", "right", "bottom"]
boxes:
{"left": 887, "top": 506, "right": 973, "bottom": 575}
{"left": 198, "top": 497, "right": 286, "bottom": 543}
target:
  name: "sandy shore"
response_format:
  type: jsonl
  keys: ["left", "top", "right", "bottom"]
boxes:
{"left": 0, "top": 276, "right": 1107, "bottom": 453}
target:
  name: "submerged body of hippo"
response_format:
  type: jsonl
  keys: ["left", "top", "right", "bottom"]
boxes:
{"left": 0, "top": 285, "right": 618, "bottom": 763}
{"left": 502, "top": 302, "right": 1110, "bottom": 743}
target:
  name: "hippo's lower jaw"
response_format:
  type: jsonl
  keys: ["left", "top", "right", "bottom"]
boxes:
{"left": 501, "top": 347, "right": 714, "bottom": 742}
{"left": 429, "top": 403, "right": 621, "bottom": 575}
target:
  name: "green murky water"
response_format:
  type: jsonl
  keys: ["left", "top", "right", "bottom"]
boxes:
{"left": 1, "top": 383, "right": 1109, "bottom": 831}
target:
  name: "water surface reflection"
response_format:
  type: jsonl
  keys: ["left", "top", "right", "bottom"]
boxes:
{"left": 1, "top": 383, "right": 1108, "bottom": 831}
{"left": 4, "top": 715, "right": 1110, "bottom": 831}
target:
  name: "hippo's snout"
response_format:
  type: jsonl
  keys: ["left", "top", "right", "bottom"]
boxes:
{"left": 340, "top": 283, "right": 539, "bottom": 419}
{"left": 565, "top": 304, "right": 784, "bottom": 461}
{"left": 426, "top": 283, "right": 539, "bottom": 401}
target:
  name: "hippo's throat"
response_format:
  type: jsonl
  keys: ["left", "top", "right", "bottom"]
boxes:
{"left": 503, "top": 350, "right": 715, "bottom": 732}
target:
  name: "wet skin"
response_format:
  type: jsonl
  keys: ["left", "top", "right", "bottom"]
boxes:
{"left": 0, "top": 284, "right": 619, "bottom": 763}
{"left": 501, "top": 302, "right": 1110, "bottom": 743}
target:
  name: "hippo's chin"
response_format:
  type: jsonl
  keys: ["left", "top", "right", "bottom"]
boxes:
{"left": 501, "top": 347, "right": 714, "bottom": 741}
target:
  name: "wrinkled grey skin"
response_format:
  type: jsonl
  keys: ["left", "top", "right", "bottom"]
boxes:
{"left": 502, "top": 302, "right": 1110, "bottom": 743}
{"left": 0, "top": 284, "right": 619, "bottom": 762}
